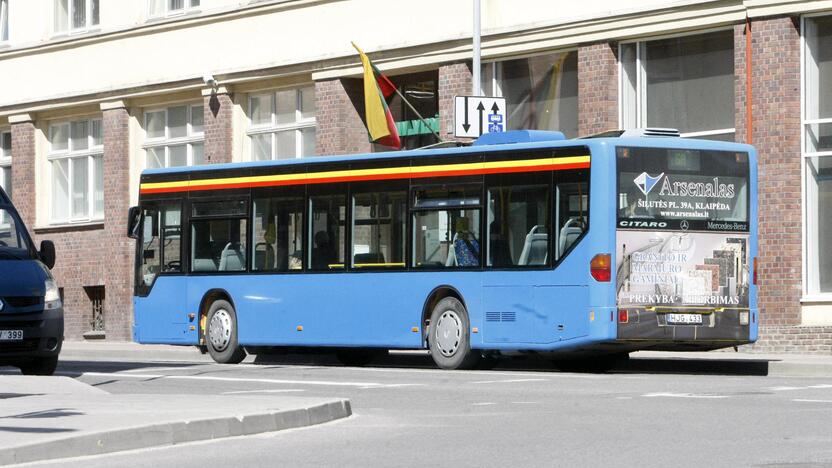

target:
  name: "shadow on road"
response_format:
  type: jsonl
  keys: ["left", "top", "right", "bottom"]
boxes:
{"left": 252, "top": 351, "right": 772, "bottom": 376}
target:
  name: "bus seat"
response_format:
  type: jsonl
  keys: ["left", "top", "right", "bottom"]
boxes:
{"left": 558, "top": 217, "right": 584, "bottom": 258}
{"left": 192, "top": 258, "right": 217, "bottom": 272}
{"left": 218, "top": 242, "right": 245, "bottom": 271}
{"left": 518, "top": 225, "right": 548, "bottom": 266}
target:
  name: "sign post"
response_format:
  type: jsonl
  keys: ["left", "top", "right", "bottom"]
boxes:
{"left": 454, "top": 96, "right": 507, "bottom": 138}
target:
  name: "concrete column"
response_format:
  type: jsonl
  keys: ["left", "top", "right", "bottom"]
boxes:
{"left": 9, "top": 114, "right": 36, "bottom": 228}
{"left": 438, "top": 62, "right": 472, "bottom": 141}
{"left": 203, "top": 86, "right": 234, "bottom": 164}
{"left": 751, "top": 17, "right": 802, "bottom": 326}
{"left": 101, "top": 101, "right": 134, "bottom": 340}
{"left": 578, "top": 42, "right": 618, "bottom": 136}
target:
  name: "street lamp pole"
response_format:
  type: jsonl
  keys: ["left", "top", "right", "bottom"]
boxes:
{"left": 472, "top": 0, "right": 481, "bottom": 95}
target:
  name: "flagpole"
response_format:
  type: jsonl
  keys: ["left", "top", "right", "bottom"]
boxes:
{"left": 391, "top": 87, "right": 443, "bottom": 143}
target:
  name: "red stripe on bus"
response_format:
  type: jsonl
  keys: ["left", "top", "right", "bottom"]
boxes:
{"left": 139, "top": 161, "right": 590, "bottom": 194}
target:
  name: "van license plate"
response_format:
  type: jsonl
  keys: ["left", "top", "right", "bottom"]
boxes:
{"left": 0, "top": 330, "right": 23, "bottom": 341}
{"left": 666, "top": 314, "right": 702, "bottom": 325}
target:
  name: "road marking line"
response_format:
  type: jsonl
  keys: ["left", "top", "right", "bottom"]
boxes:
{"left": 642, "top": 392, "right": 729, "bottom": 399}
{"left": 73, "top": 371, "right": 397, "bottom": 388}
{"left": 769, "top": 386, "right": 804, "bottom": 391}
{"left": 222, "top": 389, "right": 306, "bottom": 395}
{"left": 793, "top": 399, "right": 832, "bottom": 403}
{"left": 471, "top": 378, "right": 547, "bottom": 384}
{"left": 472, "top": 402, "right": 497, "bottom": 406}
{"left": 808, "top": 384, "right": 832, "bottom": 389}
{"left": 121, "top": 367, "right": 191, "bottom": 373}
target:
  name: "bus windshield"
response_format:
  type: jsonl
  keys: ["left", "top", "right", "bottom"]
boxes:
{"left": 0, "top": 208, "right": 34, "bottom": 260}
{"left": 617, "top": 147, "right": 749, "bottom": 232}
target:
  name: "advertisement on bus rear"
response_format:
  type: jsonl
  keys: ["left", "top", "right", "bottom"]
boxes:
{"left": 615, "top": 230, "right": 750, "bottom": 308}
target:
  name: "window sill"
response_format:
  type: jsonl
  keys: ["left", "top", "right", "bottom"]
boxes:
{"left": 34, "top": 220, "right": 104, "bottom": 233}
{"left": 801, "top": 295, "right": 832, "bottom": 305}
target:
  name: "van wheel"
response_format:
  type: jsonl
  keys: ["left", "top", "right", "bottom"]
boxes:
{"left": 428, "top": 297, "right": 480, "bottom": 370}
{"left": 19, "top": 356, "right": 58, "bottom": 376}
{"left": 205, "top": 300, "right": 246, "bottom": 364}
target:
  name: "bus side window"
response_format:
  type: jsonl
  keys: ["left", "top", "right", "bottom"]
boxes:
{"left": 252, "top": 194, "right": 304, "bottom": 272}
{"left": 140, "top": 207, "right": 160, "bottom": 286}
{"left": 351, "top": 189, "right": 406, "bottom": 269}
{"left": 412, "top": 184, "right": 482, "bottom": 268}
{"left": 309, "top": 193, "right": 346, "bottom": 271}
{"left": 486, "top": 183, "right": 550, "bottom": 268}
{"left": 161, "top": 204, "right": 182, "bottom": 273}
{"left": 554, "top": 179, "right": 588, "bottom": 260}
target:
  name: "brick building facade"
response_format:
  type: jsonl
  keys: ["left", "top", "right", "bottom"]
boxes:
{"left": 0, "top": 1, "right": 830, "bottom": 353}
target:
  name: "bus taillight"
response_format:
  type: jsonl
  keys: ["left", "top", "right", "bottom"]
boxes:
{"left": 753, "top": 256, "right": 758, "bottom": 285}
{"left": 590, "top": 254, "right": 611, "bottom": 282}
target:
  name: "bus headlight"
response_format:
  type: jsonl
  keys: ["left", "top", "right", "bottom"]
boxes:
{"left": 44, "top": 279, "right": 62, "bottom": 310}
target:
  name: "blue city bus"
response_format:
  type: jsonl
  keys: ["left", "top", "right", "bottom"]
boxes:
{"left": 128, "top": 129, "right": 758, "bottom": 369}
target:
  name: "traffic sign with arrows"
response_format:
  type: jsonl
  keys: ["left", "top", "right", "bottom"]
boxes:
{"left": 454, "top": 96, "right": 507, "bottom": 138}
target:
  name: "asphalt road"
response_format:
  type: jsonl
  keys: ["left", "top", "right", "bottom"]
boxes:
{"left": 13, "top": 353, "right": 832, "bottom": 468}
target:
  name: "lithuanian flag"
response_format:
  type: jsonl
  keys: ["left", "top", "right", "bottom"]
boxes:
{"left": 352, "top": 42, "right": 401, "bottom": 149}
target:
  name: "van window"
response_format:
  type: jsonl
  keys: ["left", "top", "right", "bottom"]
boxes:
{"left": 0, "top": 208, "right": 32, "bottom": 259}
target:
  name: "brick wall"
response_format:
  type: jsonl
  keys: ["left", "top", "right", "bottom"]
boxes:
{"left": 438, "top": 62, "right": 472, "bottom": 141}
{"left": 10, "top": 119, "right": 36, "bottom": 228}
{"left": 751, "top": 17, "right": 803, "bottom": 326}
{"left": 102, "top": 105, "right": 134, "bottom": 340}
{"left": 578, "top": 42, "right": 618, "bottom": 136}
{"left": 204, "top": 91, "right": 233, "bottom": 164}
{"left": 743, "top": 326, "right": 832, "bottom": 354}
{"left": 734, "top": 23, "right": 749, "bottom": 145}
{"left": 315, "top": 78, "right": 371, "bottom": 155}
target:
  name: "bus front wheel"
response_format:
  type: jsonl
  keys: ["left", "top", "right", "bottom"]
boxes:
{"left": 205, "top": 300, "right": 246, "bottom": 364}
{"left": 428, "top": 297, "right": 480, "bottom": 370}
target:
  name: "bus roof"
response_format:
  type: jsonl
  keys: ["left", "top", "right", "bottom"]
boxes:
{"left": 141, "top": 132, "right": 755, "bottom": 177}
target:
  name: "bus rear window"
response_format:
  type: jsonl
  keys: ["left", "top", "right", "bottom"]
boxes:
{"left": 617, "top": 147, "right": 749, "bottom": 231}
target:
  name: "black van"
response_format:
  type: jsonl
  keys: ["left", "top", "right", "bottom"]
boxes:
{"left": 0, "top": 186, "right": 61, "bottom": 375}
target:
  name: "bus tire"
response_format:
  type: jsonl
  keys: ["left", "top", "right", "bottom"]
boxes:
{"left": 205, "top": 300, "right": 246, "bottom": 364}
{"left": 428, "top": 297, "right": 480, "bottom": 370}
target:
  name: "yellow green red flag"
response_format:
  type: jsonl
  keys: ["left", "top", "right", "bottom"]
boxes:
{"left": 352, "top": 42, "right": 401, "bottom": 149}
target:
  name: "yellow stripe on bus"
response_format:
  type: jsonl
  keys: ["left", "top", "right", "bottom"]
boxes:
{"left": 140, "top": 156, "right": 590, "bottom": 192}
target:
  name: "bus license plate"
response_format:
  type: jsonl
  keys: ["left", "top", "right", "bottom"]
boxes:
{"left": 0, "top": 330, "right": 23, "bottom": 341}
{"left": 666, "top": 314, "right": 702, "bottom": 325}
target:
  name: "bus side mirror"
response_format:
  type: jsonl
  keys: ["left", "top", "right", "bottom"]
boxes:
{"left": 128, "top": 206, "right": 141, "bottom": 239}
{"left": 40, "top": 240, "right": 56, "bottom": 270}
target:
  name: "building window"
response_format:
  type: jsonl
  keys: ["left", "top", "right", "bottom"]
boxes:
{"left": 0, "top": 131, "right": 10, "bottom": 199}
{"left": 54, "top": 0, "right": 99, "bottom": 34}
{"left": 1, "top": 0, "right": 9, "bottom": 42}
{"left": 804, "top": 16, "right": 832, "bottom": 295}
{"left": 84, "top": 285, "right": 105, "bottom": 332}
{"left": 0, "top": 131, "right": 10, "bottom": 225}
{"left": 481, "top": 51, "right": 578, "bottom": 138}
{"left": 148, "top": 0, "right": 200, "bottom": 18}
{"left": 620, "top": 30, "right": 735, "bottom": 140}
{"left": 248, "top": 87, "right": 316, "bottom": 160}
{"left": 143, "top": 104, "right": 204, "bottom": 168}
{"left": 48, "top": 119, "right": 104, "bottom": 223}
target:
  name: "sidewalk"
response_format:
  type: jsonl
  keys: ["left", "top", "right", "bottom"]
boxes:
{"left": 0, "top": 376, "right": 351, "bottom": 466}
{"left": 58, "top": 340, "right": 832, "bottom": 377}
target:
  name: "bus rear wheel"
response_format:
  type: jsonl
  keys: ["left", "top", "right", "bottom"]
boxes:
{"left": 205, "top": 300, "right": 246, "bottom": 364}
{"left": 428, "top": 297, "right": 480, "bottom": 370}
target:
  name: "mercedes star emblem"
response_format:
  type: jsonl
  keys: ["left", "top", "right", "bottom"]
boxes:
{"left": 680, "top": 220, "right": 689, "bottom": 231}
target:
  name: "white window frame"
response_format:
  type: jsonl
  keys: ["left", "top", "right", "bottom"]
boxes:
{"left": 142, "top": 103, "right": 204, "bottom": 168}
{"left": 800, "top": 13, "right": 832, "bottom": 301}
{"left": 0, "top": 0, "right": 9, "bottom": 43}
{"left": 0, "top": 129, "right": 11, "bottom": 226}
{"left": 53, "top": 0, "right": 100, "bottom": 35}
{"left": 148, "top": 0, "right": 200, "bottom": 18}
{"left": 247, "top": 86, "right": 316, "bottom": 161}
{"left": 618, "top": 28, "right": 736, "bottom": 139}
{"left": 47, "top": 118, "right": 104, "bottom": 224}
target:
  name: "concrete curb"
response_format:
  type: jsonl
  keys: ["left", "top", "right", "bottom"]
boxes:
{"left": 0, "top": 399, "right": 351, "bottom": 466}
